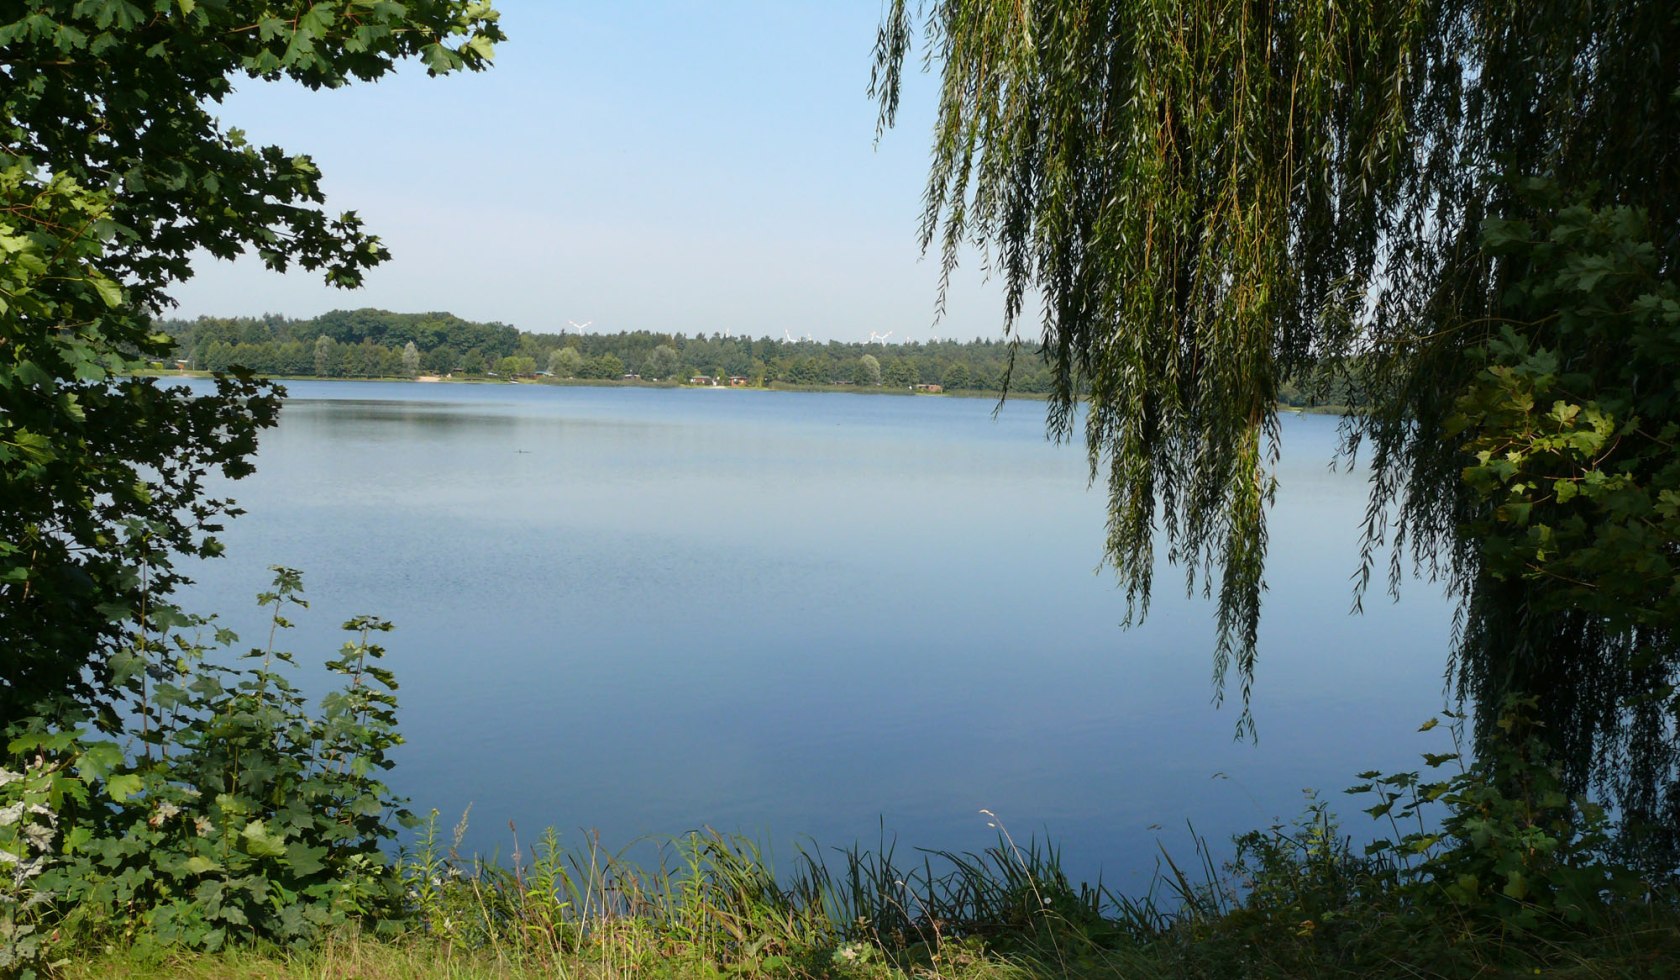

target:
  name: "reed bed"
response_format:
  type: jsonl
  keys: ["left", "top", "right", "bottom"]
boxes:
{"left": 60, "top": 807, "right": 1680, "bottom": 979}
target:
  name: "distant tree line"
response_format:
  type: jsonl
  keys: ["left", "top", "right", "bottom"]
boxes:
{"left": 156, "top": 309, "right": 1064, "bottom": 393}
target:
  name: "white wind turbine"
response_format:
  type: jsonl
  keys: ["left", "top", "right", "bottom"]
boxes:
{"left": 783, "top": 328, "right": 796, "bottom": 343}
{"left": 568, "top": 319, "right": 593, "bottom": 335}
{"left": 868, "top": 330, "right": 893, "bottom": 346}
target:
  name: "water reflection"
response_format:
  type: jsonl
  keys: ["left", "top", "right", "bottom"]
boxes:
{"left": 182, "top": 380, "right": 1455, "bottom": 888}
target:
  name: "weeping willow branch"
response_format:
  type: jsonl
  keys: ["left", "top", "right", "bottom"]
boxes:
{"left": 876, "top": 0, "right": 1680, "bottom": 867}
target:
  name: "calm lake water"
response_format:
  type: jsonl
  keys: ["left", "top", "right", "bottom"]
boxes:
{"left": 180, "top": 379, "right": 1455, "bottom": 889}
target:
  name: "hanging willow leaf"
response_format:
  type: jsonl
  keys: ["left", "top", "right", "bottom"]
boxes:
{"left": 875, "top": 0, "right": 1680, "bottom": 868}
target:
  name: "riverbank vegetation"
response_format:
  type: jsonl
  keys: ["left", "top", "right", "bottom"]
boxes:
{"left": 52, "top": 820, "right": 1680, "bottom": 978}
{"left": 6, "top": 0, "right": 1680, "bottom": 976}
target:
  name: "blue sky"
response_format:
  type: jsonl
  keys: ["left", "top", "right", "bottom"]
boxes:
{"left": 167, "top": 2, "right": 1007, "bottom": 343}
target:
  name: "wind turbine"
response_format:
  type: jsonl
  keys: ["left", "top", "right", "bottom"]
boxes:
{"left": 870, "top": 330, "right": 893, "bottom": 346}
{"left": 783, "top": 328, "right": 796, "bottom": 343}
{"left": 568, "top": 319, "right": 593, "bottom": 335}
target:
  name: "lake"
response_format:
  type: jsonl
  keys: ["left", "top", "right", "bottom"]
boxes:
{"left": 179, "top": 378, "right": 1456, "bottom": 891}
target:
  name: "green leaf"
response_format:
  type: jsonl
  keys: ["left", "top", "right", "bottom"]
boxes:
{"left": 13, "top": 360, "right": 50, "bottom": 387}
{"left": 463, "top": 33, "right": 496, "bottom": 62}
{"left": 183, "top": 855, "right": 219, "bottom": 875}
{"left": 241, "top": 819, "right": 287, "bottom": 858}
{"left": 1480, "top": 217, "right": 1533, "bottom": 250}
{"left": 90, "top": 273, "right": 122, "bottom": 307}
{"left": 106, "top": 772, "right": 144, "bottom": 802}
{"left": 1502, "top": 870, "right": 1530, "bottom": 901}
{"left": 284, "top": 841, "right": 328, "bottom": 878}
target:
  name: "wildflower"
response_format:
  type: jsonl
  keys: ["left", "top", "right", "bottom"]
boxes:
{"left": 832, "top": 942, "right": 871, "bottom": 966}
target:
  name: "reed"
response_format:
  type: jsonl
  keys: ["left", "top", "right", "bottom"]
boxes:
{"left": 374, "top": 802, "right": 1680, "bottom": 980}
{"left": 388, "top": 807, "right": 1173, "bottom": 976}
{"left": 58, "top": 803, "right": 1680, "bottom": 979}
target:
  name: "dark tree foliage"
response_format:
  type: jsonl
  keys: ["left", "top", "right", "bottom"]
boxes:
{"left": 875, "top": 1, "right": 1680, "bottom": 863}
{"left": 159, "top": 309, "right": 1054, "bottom": 391}
{"left": 1, "top": 2, "right": 503, "bottom": 730}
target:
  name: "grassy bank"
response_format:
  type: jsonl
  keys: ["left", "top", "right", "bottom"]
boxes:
{"left": 62, "top": 921, "right": 1680, "bottom": 980}
{"left": 49, "top": 804, "right": 1680, "bottom": 980}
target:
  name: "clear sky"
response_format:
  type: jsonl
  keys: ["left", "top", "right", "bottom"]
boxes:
{"left": 166, "top": 2, "right": 1008, "bottom": 344}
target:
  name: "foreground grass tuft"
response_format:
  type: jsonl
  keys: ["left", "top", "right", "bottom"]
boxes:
{"left": 62, "top": 803, "right": 1674, "bottom": 980}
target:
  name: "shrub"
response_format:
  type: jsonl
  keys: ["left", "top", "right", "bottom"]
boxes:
{"left": 1354, "top": 698, "right": 1649, "bottom": 931}
{"left": 2, "top": 569, "right": 411, "bottom": 955}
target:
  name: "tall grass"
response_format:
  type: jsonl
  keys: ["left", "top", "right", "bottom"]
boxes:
{"left": 56, "top": 802, "right": 1680, "bottom": 980}
{"left": 364, "top": 802, "right": 1679, "bottom": 980}
{"left": 392, "top": 807, "right": 1172, "bottom": 976}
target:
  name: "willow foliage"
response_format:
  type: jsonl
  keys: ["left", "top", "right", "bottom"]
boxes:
{"left": 875, "top": 0, "right": 1680, "bottom": 858}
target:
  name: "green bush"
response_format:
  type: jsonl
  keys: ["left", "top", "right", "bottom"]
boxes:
{"left": 2, "top": 569, "right": 411, "bottom": 955}
{"left": 1354, "top": 698, "right": 1649, "bottom": 931}
{"left": 1177, "top": 698, "right": 1664, "bottom": 977}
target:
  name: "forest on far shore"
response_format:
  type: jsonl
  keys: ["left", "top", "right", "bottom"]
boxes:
{"left": 158, "top": 308, "right": 1340, "bottom": 406}
{"left": 158, "top": 308, "right": 1051, "bottom": 392}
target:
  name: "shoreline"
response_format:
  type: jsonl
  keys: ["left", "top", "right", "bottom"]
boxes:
{"left": 135, "top": 370, "right": 1354, "bottom": 412}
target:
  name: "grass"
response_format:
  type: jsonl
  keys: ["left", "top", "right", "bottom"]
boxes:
{"left": 53, "top": 806, "right": 1680, "bottom": 980}
{"left": 58, "top": 907, "right": 1680, "bottom": 979}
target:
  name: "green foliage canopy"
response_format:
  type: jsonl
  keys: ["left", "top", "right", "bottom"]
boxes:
{"left": 3, "top": 1, "right": 503, "bottom": 306}
{"left": 1, "top": 1, "right": 503, "bottom": 727}
{"left": 855, "top": 353, "right": 882, "bottom": 386}
{"left": 163, "top": 309, "right": 1047, "bottom": 391}
{"left": 0, "top": 147, "right": 281, "bottom": 727}
{"left": 644, "top": 343, "right": 680, "bottom": 380}
{"left": 874, "top": 0, "right": 1680, "bottom": 853}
